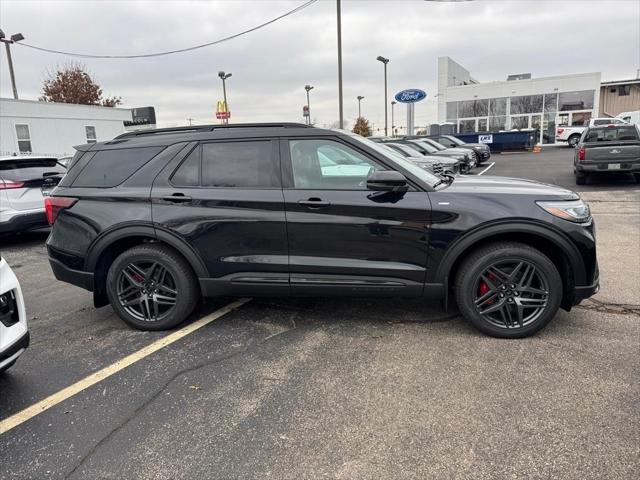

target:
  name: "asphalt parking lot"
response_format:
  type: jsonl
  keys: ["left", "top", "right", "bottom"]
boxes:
{"left": 1, "top": 146, "right": 638, "bottom": 479}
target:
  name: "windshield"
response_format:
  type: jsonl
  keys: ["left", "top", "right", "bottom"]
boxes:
{"left": 443, "top": 135, "right": 464, "bottom": 146}
{"left": 340, "top": 132, "right": 442, "bottom": 188}
{"left": 409, "top": 140, "right": 437, "bottom": 154}
{"left": 422, "top": 138, "right": 447, "bottom": 151}
{"left": 0, "top": 158, "right": 65, "bottom": 181}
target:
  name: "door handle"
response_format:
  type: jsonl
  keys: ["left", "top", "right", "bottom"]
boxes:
{"left": 162, "top": 193, "right": 192, "bottom": 203}
{"left": 298, "top": 198, "right": 331, "bottom": 209}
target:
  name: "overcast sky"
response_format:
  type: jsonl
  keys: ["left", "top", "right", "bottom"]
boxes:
{"left": 1, "top": 0, "right": 638, "bottom": 130}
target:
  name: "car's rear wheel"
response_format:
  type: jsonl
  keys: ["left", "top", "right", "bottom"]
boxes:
{"left": 568, "top": 134, "right": 580, "bottom": 147}
{"left": 455, "top": 242, "right": 562, "bottom": 338}
{"left": 106, "top": 244, "right": 199, "bottom": 331}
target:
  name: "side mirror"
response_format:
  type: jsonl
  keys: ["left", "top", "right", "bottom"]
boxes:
{"left": 367, "top": 170, "right": 409, "bottom": 192}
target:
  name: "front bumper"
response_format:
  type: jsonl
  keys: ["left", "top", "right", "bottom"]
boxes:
{"left": 0, "top": 331, "right": 29, "bottom": 372}
{"left": 0, "top": 210, "right": 48, "bottom": 234}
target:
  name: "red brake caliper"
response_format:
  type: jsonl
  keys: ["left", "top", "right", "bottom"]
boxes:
{"left": 478, "top": 273, "right": 497, "bottom": 303}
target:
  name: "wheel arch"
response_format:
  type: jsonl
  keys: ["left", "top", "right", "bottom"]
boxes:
{"left": 86, "top": 224, "right": 208, "bottom": 307}
{"left": 436, "top": 222, "right": 586, "bottom": 309}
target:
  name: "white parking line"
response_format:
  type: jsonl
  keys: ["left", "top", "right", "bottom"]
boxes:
{"left": 0, "top": 298, "right": 251, "bottom": 436}
{"left": 477, "top": 162, "right": 495, "bottom": 176}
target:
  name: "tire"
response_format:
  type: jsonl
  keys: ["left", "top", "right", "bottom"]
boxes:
{"left": 106, "top": 244, "right": 199, "bottom": 331}
{"left": 575, "top": 171, "right": 587, "bottom": 185}
{"left": 454, "top": 242, "right": 563, "bottom": 339}
{"left": 0, "top": 360, "right": 16, "bottom": 374}
{"left": 568, "top": 135, "right": 580, "bottom": 147}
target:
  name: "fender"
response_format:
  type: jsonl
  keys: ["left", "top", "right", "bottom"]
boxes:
{"left": 433, "top": 220, "right": 587, "bottom": 285}
{"left": 85, "top": 223, "right": 209, "bottom": 278}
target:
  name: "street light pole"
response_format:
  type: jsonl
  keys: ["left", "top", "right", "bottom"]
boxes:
{"left": 305, "top": 84, "right": 314, "bottom": 125}
{"left": 0, "top": 30, "right": 25, "bottom": 100}
{"left": 357, "top": 95, "right": 364, "bottom": 118}
{"left": 218, "top": 71, "right": 232, "bottom": 124}
{"left": 376, "top": 56, "right": 389, "bottom": 136}
{"left": 391, "top": 100, "right": 396, "bottom": 137}
{"left": 337, "top": 0, "right": 344, "bottom": 129}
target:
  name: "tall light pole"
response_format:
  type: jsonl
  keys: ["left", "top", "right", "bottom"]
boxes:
{"left": 357, "top": 95, "right": 364, "bottom": 118}
{"left": 0, "top": 30, "right": 24, "bottom": 100}
{"left": 391, "top": 100, "right": 397, "bottom": 137}
{"left": 305, "top": 84, "right": 314, "bottom": 125}
{"left": 218, "top": 71, "right": 232, "bottom": 124}
{"left": 376, "top": 56, "right": 389, "bottom": 136}
{"left": 336, "top": 0, "right": 344, "bottom": 129}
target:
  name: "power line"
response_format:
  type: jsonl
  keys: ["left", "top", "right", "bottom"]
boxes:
{"left": 15, "top": 0, "right": 318, "bottom": 59}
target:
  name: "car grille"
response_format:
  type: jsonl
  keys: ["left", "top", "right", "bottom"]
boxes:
{"left": 0, "top": 290, "right": 19, "bottom": 327}
{"left": 432, "top": 163, "right": 444, "bottom": 176}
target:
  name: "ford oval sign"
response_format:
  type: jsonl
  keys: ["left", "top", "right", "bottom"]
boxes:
{"left": 394, "top": 89, "right": 426, "bottom": 103}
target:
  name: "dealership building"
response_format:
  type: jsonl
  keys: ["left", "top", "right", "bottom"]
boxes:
{"left": 437, "top": 57, "right": 603, "bottom": 144}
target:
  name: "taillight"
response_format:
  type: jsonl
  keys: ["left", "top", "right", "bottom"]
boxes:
{"left": 557, "top": 128, "right": 564, "bottom": 135}
{"left": 44, "top": 197, "right": 77, "bottom": 225}
{"left": 578, "top": 147, "right": 586, "bottom": 161}
{"left": 0, "top": 180, "right": 25, "bottom": 189}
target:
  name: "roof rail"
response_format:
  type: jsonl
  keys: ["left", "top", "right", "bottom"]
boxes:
{"left": 115, "top": 123, "right": 312, "bottom": 139}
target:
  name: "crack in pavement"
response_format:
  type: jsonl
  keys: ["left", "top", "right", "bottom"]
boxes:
{"left": 63, "top": 323, "right": 300, "bottom": 480}
{"left": 575, "top": 298, "right": 640, "bottom": 317}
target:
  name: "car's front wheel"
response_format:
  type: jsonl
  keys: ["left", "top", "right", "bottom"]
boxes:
{"left": 455, "top": 242, "right": 562, "bottom": 338}
{"left": 106, "top": 244, "right": 199, "bottom": 330}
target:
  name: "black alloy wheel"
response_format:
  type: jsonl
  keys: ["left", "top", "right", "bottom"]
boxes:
{"left": 106, "top": 244, "right": 199, "bottom": 330}
{"left": 473, "top": 260, "right": 549, "bottom": 329}
{"left": 455, "top": 242, "right": 562, "bottom": 338}
{"left": 117, "top": 261, "right": 178, "bottom": 322}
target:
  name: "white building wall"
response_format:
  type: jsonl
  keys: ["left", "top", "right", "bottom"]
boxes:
{"left": 0, "top": 99, "right": 132, "bottom": 157}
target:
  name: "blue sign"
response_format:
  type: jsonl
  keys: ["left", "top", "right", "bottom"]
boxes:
{"left": 394, "top": 89, "right": 427, "bottom": 103}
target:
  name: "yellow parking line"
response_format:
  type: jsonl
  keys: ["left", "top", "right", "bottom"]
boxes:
{"left": 0, "top": 298, "right": 251, "bottom": 435}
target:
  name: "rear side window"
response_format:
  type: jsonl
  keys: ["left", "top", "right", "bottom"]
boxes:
{"left": 172, "top": 141, "right": 278, "bottom": 188}
{"left": 0, "top": 159, "right": 64, "bottom": 182}
{"left": 585, "top": 126, "right": 639, "bottom": 142}
{"left": 73, "top": 146, "right": 164, "bottom": 187}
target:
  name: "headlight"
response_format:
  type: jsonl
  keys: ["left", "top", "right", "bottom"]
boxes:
{"left": 536, "top": 199, "right": 591, "bottom": 223}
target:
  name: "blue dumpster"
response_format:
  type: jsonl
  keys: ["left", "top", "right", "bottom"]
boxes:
{"left": 455, "top": 130, "right": 536, "bottom": 153}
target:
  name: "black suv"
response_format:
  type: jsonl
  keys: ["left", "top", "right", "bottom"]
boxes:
{"left": 46, "top": 123, "right": 599, "bottom": 338}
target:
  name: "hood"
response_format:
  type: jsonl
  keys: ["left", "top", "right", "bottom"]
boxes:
{"left": 460, "top": 143, "right": 489, "bottom": 150}
{"left": 445, "top": 175, "right": 579, "bottom": 199}
{"left": 409, "top": 155, "right": 457, "bottom": 165}
{"left": 442, "top": 147, "right": 472, "bottom": 156}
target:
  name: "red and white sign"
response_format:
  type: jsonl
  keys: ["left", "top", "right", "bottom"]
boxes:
{"left": 216, "top": 111, "right": 231, "bottom": 120}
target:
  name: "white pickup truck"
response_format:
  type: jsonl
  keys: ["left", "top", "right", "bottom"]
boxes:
{"left": 556, "top": 117, "right": 629, "bottom": 147}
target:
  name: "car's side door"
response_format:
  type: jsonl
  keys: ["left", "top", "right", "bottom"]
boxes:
{"left": 281, "top": 136, "right": 431, "bottom": 297}
{"left": 151, "top": 138, "right": 289, "bottom": 296}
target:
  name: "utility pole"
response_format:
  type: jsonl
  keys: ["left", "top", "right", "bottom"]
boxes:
{"left": 377, "top": 56, "right": 389, "bottom": 136}
{"left": 337, "top": 0, "right": 344, "bottom": 129}
{"left": 357, "top": 95, "right": 364, "bottom": 118}
{"left": 187, "top": 118, "right": 194, "bottom": 126}
{"left": 0, "top": 30, "right": 25, "bottom": 100}
{"left": 305, "top": 85, "right": 314, "bottom": 125}
{"left": 218, "top": 71, "right": 232, "bottom": 124}
{"left": 391, "top": 100, "right": 396, "bottom": 137}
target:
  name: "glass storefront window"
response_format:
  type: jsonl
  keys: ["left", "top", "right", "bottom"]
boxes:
{"left": 459, "top": 119, "right": 476, "bottom": 133}
{"left": 558, "top": 90, "right": 594, "bottom": 111}
{"left": 478, "top": 118, "right": 488, "bottom": 131}
{"left": 510, "top": 95, "right": 544, "bottom": 114}
{"left": 543, "top": 93, "right": 558, "bottom": 113}
{"left": 543, "top": 113, "right": 556, "bottom": 144}
{"left": 446, "top": 102, "right": 457, "bottom": 120}
{"left": 570, "top": 112, "right": 592, "bottom": 126}
{"left": 510, "top": 115, "right": 529, "bottom": 129}
{"left": 489, "top": 116, "right": 506, "bottom": 132}
{"left": 459, "top": 100, "right": 475, "bottom": 118}
{"left": 474, "top": 99, "right": 488, "bottom": 117}
{"left": 489, "top": 97, "right": 507, "bottom": 116}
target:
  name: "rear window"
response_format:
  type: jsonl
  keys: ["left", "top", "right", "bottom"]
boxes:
{"left": 72, "top": 146, "right": 164, "bottom": 187}
{"left": 585, "top": 126, "right": 639, "bottom": 143}
{"left": 0, "top": 158, "right": 65, "bottom": 182}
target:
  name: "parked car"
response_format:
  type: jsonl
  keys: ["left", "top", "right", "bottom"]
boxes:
{"left": 57, "top": 155, "right": 73, "bottom": 168}
{"left": 557, "top": 117, "right": 629, "bottom": 147}
{"left": 427, "top": 134, "right": 491, "bottom": 163}
{"left": 403, "top": 139, "right": 477, "bottom": 172}
{"left": 381, "top": 142, "right": 460, "bottom": 175}
{"left": 0, "top": 255, "right": 29, "bottom": 373}
{"left": 616, "top": 110, "right": 640, "bottom": 125}
{"left": 46, "top": 123, "right": 598, "bottom": 338}
{"left": 0, "top": 156, "right": 66, "bottom": 234}
{"left": 574, "top": 124, "right": 640, "bottom": 185}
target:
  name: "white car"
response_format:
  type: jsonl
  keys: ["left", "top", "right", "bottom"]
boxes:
{"left": 0, "top": 155, "right": 66, "bottom": 234}
{"left": 556, "top": 117, "right": 629, "bottom": 147}
{"left": 0, "top": 256, "right": 28, "bottom": 373}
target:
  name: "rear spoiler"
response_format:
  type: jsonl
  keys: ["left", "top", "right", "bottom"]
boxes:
{"left": 73, "top": 143, "right": 96, "bottom": 152}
